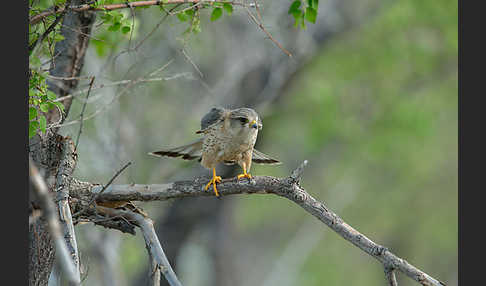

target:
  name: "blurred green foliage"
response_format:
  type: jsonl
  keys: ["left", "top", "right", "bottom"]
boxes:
{"left": 236, "top": 0, "right": 457, "bottom": 285}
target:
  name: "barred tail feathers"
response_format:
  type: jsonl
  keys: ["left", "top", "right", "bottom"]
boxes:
{"left": 148, "top": 139, "right": 203, "bottom": 161}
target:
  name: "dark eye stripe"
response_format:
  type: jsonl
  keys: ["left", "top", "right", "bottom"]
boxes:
{"left": 236, "top": 117, "right": 248, "bottom": 123}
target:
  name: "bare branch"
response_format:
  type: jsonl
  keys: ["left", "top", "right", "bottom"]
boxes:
{"left": 181, "top": 48, "right": 203, "bottom": 78}
{"left": 289, "top": 159, "right": 308, "bottom": 182}
{"left": 29, "top": 158, "right": 80, "bottom": 285}
{"left": 75, "top": 76, "right": 95, "bottom": 150}
{"left": 385, "top": 267, "right": 399, "bottom": 286}
{"left": 49, "top": 62, "right": 176, "bottom": 129}
{"left": 245, "top": 6, "right": 292, "bottom": 57}
{"left": 96, "top": 206, "right": 183, "bottom": 286}
{"left": 70, "top": 161, "right": 447, "bottom": 286}
{"left": 54, "top": 137, "right": 81, "bottom": 283}
{"left": 73, "top": 161, "right": 132, "bottom": 218}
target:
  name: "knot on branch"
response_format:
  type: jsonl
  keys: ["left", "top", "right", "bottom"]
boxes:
{"left": 373, "top": 245, "right": 389, "bottom": 257}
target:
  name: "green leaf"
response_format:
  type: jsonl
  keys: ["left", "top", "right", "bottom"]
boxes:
{"left": 100, "top": 12, "right": 113, "bottom": 22}
{"left": 185, "top": 9, "right": 194, "bottom": 16}
{"left": 39, "top": 116, "right": 47, "bottom": 133}
{"left": 121, "top": 26, "right": 131, "bottom": 34}
{"left": 210, "top": 8, "right": 223, "bottom": 21}
{"left": 39, "top": 103, "right": 49, "bottom": 113}
{"left": 54, "top": 34, "right": 65, "bottom": 42}
{"left": 108, "top": 22, "right": 121, "bottom": 31}
{"left": 177, "top": 13, "right": 189, "bottom": 22}
{"left": 307, "top": 0, "right": 318, "bottom": 8}
{"left": 113, "top": 12, "right": 124, "bottom": 22}
{"left": 288, "top": 0, "right": 301, "bottom": 14}
{"left": 29, "top": 121, "right": 39, "bottom": 138}
{"left": 223, "top": 3, "right": 233, "bottom": 15}
{"left": 29, "top": 107, "right": 37, "bottom": 121}
{"left": 301, "top": 14, "right": 307, "bottom": 29}
{"left": 47, "top": 91, "right": 56, "bottom": 100}
{"left": 292, "top": 9, "right": 302, "bottom": 20}
{"left": 305, "top": 7, "right": 317, "bottom": 23}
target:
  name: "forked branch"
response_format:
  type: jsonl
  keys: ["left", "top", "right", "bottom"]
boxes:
{"left": 70, "top": 161, "right": 447, "bottom": 286}
{"left": 95, "top": 206, "right": 182, "bottom": 286}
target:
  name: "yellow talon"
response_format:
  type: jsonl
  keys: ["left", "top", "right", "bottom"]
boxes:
{"left": 204, "top": 168, "right": 222, "bottom": 197}
{"left": 237, "top": 164, "right": 252, "bottom": 180}
{"left": 237, "top": 173, "right": 252, "bottom": 180}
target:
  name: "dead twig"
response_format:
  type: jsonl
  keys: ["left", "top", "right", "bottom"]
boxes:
{"left": 245, "top": 6, "right": 292, "bottom": 57}
{"left": 72, "top": 161, "right": 132, "bottom": 218}
{"left": 75, "top": 76, "right": 95, "bottom": 150}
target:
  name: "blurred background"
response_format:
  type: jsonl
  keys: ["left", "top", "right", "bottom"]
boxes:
{"left": 50, "top": 0, "right": 457, "bottom": 285}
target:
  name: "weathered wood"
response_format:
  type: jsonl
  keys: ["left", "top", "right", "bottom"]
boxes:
{"left": 96, "top": 207, "right": 182, "bottom": 286}
{"left": 30, "top": 158, "right": 80, "bottom": 285}
{"left": 70, "top": 161, "right": 446, "bottom": 286}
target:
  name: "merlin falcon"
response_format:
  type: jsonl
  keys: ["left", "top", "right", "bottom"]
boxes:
{"left": 149, "top": 107, "right": 281, "bottom": 197}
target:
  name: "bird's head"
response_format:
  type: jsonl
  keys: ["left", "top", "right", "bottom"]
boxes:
{"left": 228, "top": 108, "right": 262, "bottom": 136}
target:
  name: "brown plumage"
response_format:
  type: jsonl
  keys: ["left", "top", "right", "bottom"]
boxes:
{"left": 149, "top": 107, "right": 281, "bottom": 196}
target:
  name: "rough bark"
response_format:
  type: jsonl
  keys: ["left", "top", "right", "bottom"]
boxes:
{"left": 29, "top": 1, "right": 96, "bottom": 284}
{"left": 46, "top": 0, "right": 96, "bottom": 127}
{"left": 30, "top": 158, "right": 80, "bottom": 285}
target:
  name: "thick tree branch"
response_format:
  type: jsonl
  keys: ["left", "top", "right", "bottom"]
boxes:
{"left": 30, "top": 158, "right": 80, "bottom": 285}
{"left": 54, "top": 138, "right": 81, "bottom": 283}
{"left": 71, "top": 161, "right": 447, "bottom": 286}
{"left": 46, "top": 0, "right": 96, "bottom": 126}
{"left": 95, "top": 206, "right": 183, "bottom": 286}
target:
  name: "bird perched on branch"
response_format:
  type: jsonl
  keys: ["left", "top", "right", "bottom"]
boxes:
{"left": 149, "top": 107, "right": 281, "bottom": 197}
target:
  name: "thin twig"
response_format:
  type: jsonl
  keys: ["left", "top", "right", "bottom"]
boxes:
{"left": 29, "top": 0, "right": 72, "bottom": 54}
{"left": 30, "top": 0, "right": 257, "bottom": 25}
{"left": 75, "top": 76, "right": 95, "bottom": 150}
{"left": 181, "top": 48, "right": 203, "bottom": 78}
{"left": 72, "top": 161, "right": 132, "bottom": 218}
{"left": 49, "top": 61, "right": 175, "bottom": 129}
{"left": 245, "top": 6, "right": 292, "bottom": 57}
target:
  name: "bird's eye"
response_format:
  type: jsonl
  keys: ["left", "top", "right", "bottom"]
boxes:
{"left": 238, "top": 117, "right": 248, "bottom": 124}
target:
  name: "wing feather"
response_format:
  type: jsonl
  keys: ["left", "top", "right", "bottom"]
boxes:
{"left": 252, "top": 149, "right": 281, "bottom": 165}
{"left": 148, "top": 139, "right": 203, "bottom": 161}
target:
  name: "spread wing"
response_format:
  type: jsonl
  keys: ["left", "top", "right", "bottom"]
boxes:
{"left": 196, "top": 107, "right": 226, "bottom": 134}
{"left": 148, "top": 139, "right": 203, "bottom": 161}
{"left": 252, "top": 149, "right": 281, "bottom": 165}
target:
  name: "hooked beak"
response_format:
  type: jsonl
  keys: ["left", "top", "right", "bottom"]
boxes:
{"left": 249, "top": 119, "right": 258, "bottom": 129}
